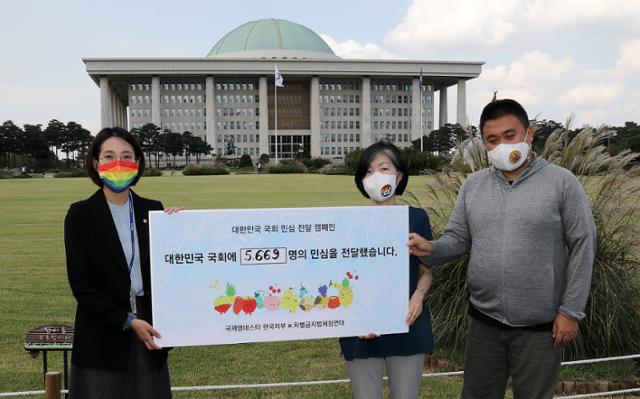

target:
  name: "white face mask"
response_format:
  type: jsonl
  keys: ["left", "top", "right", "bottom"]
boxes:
{"left": 363, "top": 172, "right": 397, "bottom": 202}
{"left": 487, "top": 131, "right": 530, "bottom": 172}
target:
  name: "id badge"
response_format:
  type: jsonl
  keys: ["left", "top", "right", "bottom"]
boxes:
{"left": 129, "top": 288, "right": 138, "bottom": 315}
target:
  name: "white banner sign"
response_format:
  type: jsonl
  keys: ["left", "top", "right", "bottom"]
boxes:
{"left": 150, "top": 206, "right": 409, "bottom": 347}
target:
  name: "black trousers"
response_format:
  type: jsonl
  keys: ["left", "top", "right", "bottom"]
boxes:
{"left": 461, "top": 317, "right": 561, "bottom": 399}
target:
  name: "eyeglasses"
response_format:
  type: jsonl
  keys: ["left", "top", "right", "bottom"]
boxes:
{"left": 98, "top": 154, "right": 136, "bottom": 162}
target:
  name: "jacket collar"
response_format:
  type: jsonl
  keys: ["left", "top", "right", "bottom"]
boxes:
{"left": 490, "top": 153, "right": 548, "bottom": 187}
{"left": 87, "top": 189, "right": 149, "bottom": 274}
{"left": 88, "top": 189, "right": 129, "bottom": 272}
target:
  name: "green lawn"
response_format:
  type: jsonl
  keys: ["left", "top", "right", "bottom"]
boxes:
{"left": 1, "top": 174, "right": 636, "bottom": 398}
{"left": 1, "top": 174, "right": 466, "bottom": 398}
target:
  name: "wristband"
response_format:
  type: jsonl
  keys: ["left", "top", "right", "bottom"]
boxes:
{"left": 415, "top": 287, "right": 428, "bottom": 296}
{"left": 123, "top": 312, "right": 136, "bottom": 330}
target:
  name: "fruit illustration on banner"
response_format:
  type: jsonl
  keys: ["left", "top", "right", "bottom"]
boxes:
{"left": 232, "top": 296, "right": 244, "bottom": 315}
{"left": 254, "top": 290, "right": 265, "bottom": 309}
{"left": 264, "top": 295, "right": 280, "bottom": 311}
{"left": 213, "top": 283, "right": 235, "bottom": 314}
{"left": 212, "top": 273, "right": 358, "bottom": 315}
{"left": 242, "top": 296, "right": 257, "bottom": 314}
{"left": 299, "top": 296, "right": 314, "bottom": 312}
{"left": 339, "top": 285, "right": 354, "bottom": 308}
{"left": 331, "top": 272, "right": 357, "bottom": 308}
{"left": 264, "top": 284, "right": 281, "bottom": 311}
{"left": 328, "top": 296, "right": 341, "bottom": 309}
{"left": 280, "top": 288, "right": 299, "bottom": 313}
{"left": 298, "top": 285, "right": 308, "bottom": 299}
{"left": 314, "top": 284, "right": 329, "bottom": 309}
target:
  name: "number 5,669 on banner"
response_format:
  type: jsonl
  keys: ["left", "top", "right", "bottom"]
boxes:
{"left": 149, "top": 206, "right": 409, "bottom": 347}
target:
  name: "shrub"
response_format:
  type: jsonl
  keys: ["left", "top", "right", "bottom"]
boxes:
{"left": 259, "top": 153, "right": 270, "bottom": 164}
{"left": 0, "top": 171, "right": 14, "bottom": 179}
{"left": 541, "top": 124, "right": 640, "bottom": 359}
{"left": 407, "top": 122, "right": 640, "bottom": 359}
{"left": 239, "top": 154, "right": 253, "bottom": 168}
{"left": 344, "top": 149, "right": 363, "bottom": 175}
{"left": 402, "top": 148, "right": 444, "bottom": 175}
{"left": 301, "top": 157, "right": 331, "bottom": 170}
{"left": 143, "top": 168, "right": 162, "bottom": 177}
{"left": 182, "top": 164, "right": 230, "bottom": 175}
{"left": 53, "top": 169, "right": 86, "bottom": 178}
{"left": 216, "top": 157, "right": 240, "bottom": 168}
{"left": 266, "top": 160, "right": 306, "bottom": 174}
{"left": 321, "top": 165, "right": 350, "bottom": 175}
{"left": 343, "top": 147, "right": 444, "bottom": 176}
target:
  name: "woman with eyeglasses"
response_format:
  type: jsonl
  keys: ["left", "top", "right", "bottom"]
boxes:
{"left": 65, "top": 127, "right": 181, "bottom": 399}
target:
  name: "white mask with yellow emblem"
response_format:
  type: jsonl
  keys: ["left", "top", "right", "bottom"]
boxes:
{"left": 487, "top": 131, "right": 530, "bottom": 172}
{"left": 363, "top": 172, "right": 397, "bottom": 202}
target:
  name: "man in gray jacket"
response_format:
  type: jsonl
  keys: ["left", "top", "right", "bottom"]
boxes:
{"left": 409, "top": 99, "right": 596, "bottom": 399}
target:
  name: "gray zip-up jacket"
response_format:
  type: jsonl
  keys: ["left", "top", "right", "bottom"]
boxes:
{"left": 423, "top": 156, "right": 596, "bottom": 326}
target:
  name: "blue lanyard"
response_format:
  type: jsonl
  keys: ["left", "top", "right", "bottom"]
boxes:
{"left": 128, "top": 191, "right": 135, "bottom": 273}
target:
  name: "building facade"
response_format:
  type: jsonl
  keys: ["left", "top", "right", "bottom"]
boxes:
{"left": 84, "top": 19, "right": 482, "bottom": 160}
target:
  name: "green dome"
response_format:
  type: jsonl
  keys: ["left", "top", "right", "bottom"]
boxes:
{"left": 207, "top": 19, "right": 338, "bottom": 59}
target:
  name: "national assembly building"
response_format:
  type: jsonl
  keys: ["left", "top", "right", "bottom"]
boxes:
{"left": 83, "top": 18, "right": 483, "bottom": 161}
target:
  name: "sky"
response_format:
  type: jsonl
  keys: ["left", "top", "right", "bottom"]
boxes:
{"left": 1, "top": 0, "right": 639, "bottom": 134}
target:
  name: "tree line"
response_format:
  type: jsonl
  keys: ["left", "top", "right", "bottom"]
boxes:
{"left": 410, "top": 120, "right": 640, "bottom": 156}
{"left": 2, "top": 118, "right": 638, "bottom": 171}
{"left": 129, "top": 123, "right": 213, "bottom": 168}
{"left": 0, "top": 119, "right": 92, "bottom": 169}
{"left": 0, "top": 121, "right": 214, "bottom": 170}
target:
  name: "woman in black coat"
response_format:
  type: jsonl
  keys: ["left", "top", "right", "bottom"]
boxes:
{"left": 65, "top": 127, "right": 180, "bottom": 398}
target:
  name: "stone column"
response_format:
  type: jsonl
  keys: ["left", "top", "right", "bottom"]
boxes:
{"left": 411, "top": 77, "right": 422, "bottom": 142}
{"left": 118, "top": 97, "right": 125, "bottom": 128}
{"left": 259, "top": 76, "right": 269, "bottom": 157}
{"left": 360, "top": 77, "right": 372, "bottom": 149}
{"left": 439, "top": 85, "right": 448, "bottom": 128}
{"left": 151, "top": 76, "right": 161, "bottom": 128}
{"left": 457, "top": 79, "right": 467, "bottom": 125}
{"left": 123, "top": 102, "right": 129, "bottom": 130}
{"left": 205, "top": 76, "right": 216, "bottom": 148}
{"left": 112, "top": 94, "right": 119, "bottom": 128}
{"left": 310, "top": 76, "right": 321, "bottom": 158}
{"left": 100, "top": 77, "right": 112, "bottom": 129}
{"left": 125, "top": 100, "right": 130, "bottom": 130}
{"left": 114, "top": 96, "right": 122, "bottom": 128}
{"left": 123, "top": 101, "right": 128, "bottom": 129}
{"left": 111, "top": 91, "right": 118, "bottom": 129}
{"left": 426, "top": 87, "right": 434, "bottom": 135}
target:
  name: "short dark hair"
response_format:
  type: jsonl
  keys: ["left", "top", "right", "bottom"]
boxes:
{"left": 479, "top": 99, "right": 530, "bottom": 136}
{"left": 85, "top": 127, "right": 146, "bottom": 188}
{"left": 354, "top": 141, "right": 409, "bottom": 199}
